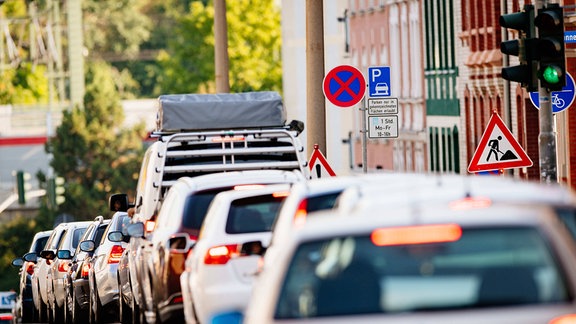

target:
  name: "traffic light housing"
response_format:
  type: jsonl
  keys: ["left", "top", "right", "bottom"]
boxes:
{"left": 535, "top": 4, "right": 565, "bottom": 91}
{"left": 500, "top": 5, "right": 538, "bottom": 92}
{"left": 16, "top": 170, "right": 31, "bottom": 205}
{"left": 48, "top": 176, "right": 65, "bottom": 207}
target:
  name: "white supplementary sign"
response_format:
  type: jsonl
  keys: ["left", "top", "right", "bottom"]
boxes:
{"left": 368, "top": 98, "right": 398, "bottom": 114}
{"left": 368, "top": 115, "right": 398, "bottom": 138}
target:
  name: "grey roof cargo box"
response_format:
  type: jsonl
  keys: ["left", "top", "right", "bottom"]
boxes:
{"left": 156, "top": 91, "right": 287, "bottom": 132}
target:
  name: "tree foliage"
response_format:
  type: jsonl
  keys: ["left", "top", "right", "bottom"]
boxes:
{"left": 83, "top": 0, "right": 152, "bottom": 60}
{"left": 45, "top": 61, "right": 147, "bottom": 220}
{"left": 157, "top": 0, "right": 282, "bottom": 94}
{"left": 0, "top": 216, "right": 40, "bottom": 291}
{"left": 0, "top": 63, "right": 49, "bottom": 104}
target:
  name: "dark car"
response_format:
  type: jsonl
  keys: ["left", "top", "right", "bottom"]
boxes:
{"left": 63, "top": 216, "right": 109, "bottom": 324}
{"left": 10, "top": 230, "right": 51, "bottom": 323}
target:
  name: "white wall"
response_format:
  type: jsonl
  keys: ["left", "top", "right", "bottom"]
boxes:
{"left": 281, "top": 0, "right": 353, "bottom": 175}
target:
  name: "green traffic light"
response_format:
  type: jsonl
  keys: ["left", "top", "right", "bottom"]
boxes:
{"left": 542, "top": 65, "right": 561, "bottom": 84}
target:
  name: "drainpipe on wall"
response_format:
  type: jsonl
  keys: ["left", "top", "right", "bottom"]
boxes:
{"left": 501, "top": 0, "right": 512, "bottom": 129}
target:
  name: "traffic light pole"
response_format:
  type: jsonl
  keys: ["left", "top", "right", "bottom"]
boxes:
{"left": 539, "top": 78, "right": 557, "bottom": 183}
{"left": 536, "top": 0, "right": 557, "bottom": 183}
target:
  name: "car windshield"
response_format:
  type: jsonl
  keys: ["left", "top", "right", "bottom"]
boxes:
{"left": 274, "top": 226, "right": 569, "bottom": 319}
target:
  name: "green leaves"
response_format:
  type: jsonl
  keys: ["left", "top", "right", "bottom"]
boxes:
{"left": 157, "top": 0, "right": 282, "bottom": 94}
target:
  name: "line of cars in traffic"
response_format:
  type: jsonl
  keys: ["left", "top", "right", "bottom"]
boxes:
{"left": 11, "top": 210, "right": 130, "bottom": 323}
{"left": 10, "top": 90, "right": 576, "bottom": 323}
{"left": 11, "top": 171, "right": 576, "bottom": 323}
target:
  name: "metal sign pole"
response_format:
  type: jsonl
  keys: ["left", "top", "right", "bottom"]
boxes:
{"left": 361, "top": 97, "right": 368, "bottom": 173}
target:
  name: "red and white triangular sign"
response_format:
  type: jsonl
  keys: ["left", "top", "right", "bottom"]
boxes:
{"left": 309, "top": 144, "right": 336, "bottom": 179}
{"left": 468, "top": 112, "right": 533, "bottom": 173}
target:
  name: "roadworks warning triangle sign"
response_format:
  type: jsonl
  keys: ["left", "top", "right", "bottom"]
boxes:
{"left": 309, "top": 144, "right": 336, "bottom": 179}
{"left": 468, "top": 112, "right": 533, "bottom": 173}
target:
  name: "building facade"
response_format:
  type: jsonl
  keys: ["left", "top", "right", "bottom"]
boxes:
{"left": 348, "top": 0, "right": 428, "bottom": 172}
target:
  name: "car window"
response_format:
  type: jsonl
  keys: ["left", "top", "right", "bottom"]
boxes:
{"left": 183, "top": 189, "right": 232, "bottom": 230}
{"left": 226, "top": 194, "right": 286, "bottom": 234}
{"left": 103, "top": 214, "right": 130, "bottom": 241}
{"left": 56, "top": 229, "right": 69, "bottom": 250}
{"left": 72, "top": 227, "right": 88, "bottom": 249}
{"left": 306, "top": 192, "right": 341, "bottom": 213}
{"left": 94, "top": 224, "right": 109, "bottom": 246}
{"left": 46, "top": 227, "right": 65, "bottom": 250}
{"left": 32, "top": 236, "right": 50, "bottom": 254}
{"left": 555, "top": 207, "right": 576, "bottom": 244}
{"left": 274, "top": 226, "right": 569, "bottom": 319}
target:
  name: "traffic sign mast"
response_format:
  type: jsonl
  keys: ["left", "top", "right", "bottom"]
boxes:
{"left": 536, "top": 0, "right": 563, "bottom": 183}
{"left": 500, "top": 0, "right": 564, "bottom": 182}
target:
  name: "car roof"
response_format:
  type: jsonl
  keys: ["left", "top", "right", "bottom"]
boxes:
{"left": 32, "top": 230, "right": 53, "bottom": 239}
{"left": 209, "top": 183, "right": 293, "bottom": 202}
{"left": 293, "top": 202, "right": 562, "bottom": 244}
{"left": 336, "top": 173, "right": 576, "bottom": 215}
{"left": 173, "top": 170, "right": 305, "bottom": 193}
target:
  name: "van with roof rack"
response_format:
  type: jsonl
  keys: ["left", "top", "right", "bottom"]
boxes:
{"left": 110, "top": 91, "right": 309, "bottom": 323}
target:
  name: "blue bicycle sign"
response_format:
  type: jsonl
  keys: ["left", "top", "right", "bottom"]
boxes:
{"left": 529, "top": 72, "right": 575, "bottom": 113}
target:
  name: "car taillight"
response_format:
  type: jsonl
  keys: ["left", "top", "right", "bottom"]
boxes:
{"left": 204, "top": 244, "right": 240, "bottom": 265}
{"left": 81, "top": 263, "right": 90, "bottom": 278}
{"left": 26, "top": 262, "right": 34, "bottom": 275}
{"left": 107, "top": 245, "right": 124, "bottom": 264}
{"left": 58, "top": 261, "right": 69, "bottom": 273}
{"left": 371, "top": 224, "right": 462, "bottom": 246}
{"left": 549, "top": 314, "right": 576, "bottom": 324}
{"left": 0, "top": 314, "right": 12, "bottom": 320}
{"left": 293, "top": 199, "right": 307, "bottom": 227}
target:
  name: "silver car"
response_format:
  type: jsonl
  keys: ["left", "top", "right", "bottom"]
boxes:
{"left": 44, "top": 221, "right": 91, "bottom": 323}
{"left": 31, "top": 222, "right": 76, "bottom": 323}
{"left": 85, "top": 211, "right": 130, "bottom": 323}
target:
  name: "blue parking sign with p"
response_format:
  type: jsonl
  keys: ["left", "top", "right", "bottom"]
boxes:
{"left": 368, "top": 66, "right": 391, "bottom": 97}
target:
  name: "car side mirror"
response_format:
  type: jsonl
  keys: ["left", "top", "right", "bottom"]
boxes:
{"left": 23, "top": 252, "right": 37, "bottom": 263}
{"left": 57, "top": 250, "right": 72, "bottom": 260}
{"left": 240, "top": 240, "right": 266, "bottom": 256}
{"left": 167, "top": 233, "right": 196, "bottom": 254}
{"left": 39, "top": 250, "right": 56, "bottom": 260}
{"left": 11, "top": 258, "right": 24, "bottom": 268}
{"left": 79, "top": 240, "right": 96, "bottom": 253}
{"left": 109, "top": 193, "right": 130, "bottom": 212}
{"left": 108, "top": 231, "right": 125, "bottom": 242}
{"left": 127, "top": 222, "right": 145, "bottom": 238}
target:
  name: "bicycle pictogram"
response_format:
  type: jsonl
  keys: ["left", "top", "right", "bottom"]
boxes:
{"left": 552, "top": 93, "right": 565, "bottom": 109}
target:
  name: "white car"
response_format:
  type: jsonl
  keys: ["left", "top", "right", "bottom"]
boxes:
{"left": 235, "top": 201, "right": 576, "bottom": 324}
{"left": 264, "top": 176, "right": 366, "bottom": 270}
{"left": 181, "top": 184, "right": 293, "bottom": 324}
